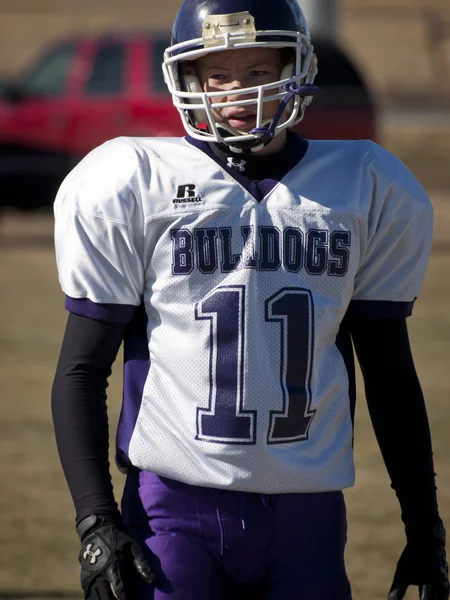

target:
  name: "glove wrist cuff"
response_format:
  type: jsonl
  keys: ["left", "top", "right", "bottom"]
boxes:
{"left": 405, "top": 517, "right": 446, "bottom": 547}
{"left": 76, "top": 514, "right": 104, "bottom": 540}
{"left": 76, "top": 513, "right": 120, "bottom": 540}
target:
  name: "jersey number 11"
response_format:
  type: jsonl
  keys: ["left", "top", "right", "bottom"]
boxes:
{"left": 195, "top": 286, "right": 316, "bottom": 445}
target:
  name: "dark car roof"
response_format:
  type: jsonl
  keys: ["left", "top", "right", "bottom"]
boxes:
{"left": 47, "top": 31, "right": 172, "bottom": 46}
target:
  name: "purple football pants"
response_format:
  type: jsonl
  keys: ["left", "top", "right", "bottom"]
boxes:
{"left": 121, "top": 469, "right": 352, "bottom": 600}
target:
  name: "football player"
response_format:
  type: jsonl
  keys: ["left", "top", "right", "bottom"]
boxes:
{"left": 51, "top": 0, "right": 449, "bottom": 599}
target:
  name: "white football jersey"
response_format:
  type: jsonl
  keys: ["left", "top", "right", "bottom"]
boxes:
{"left": 54, "top": 135, "right": 433, "bottom": 494}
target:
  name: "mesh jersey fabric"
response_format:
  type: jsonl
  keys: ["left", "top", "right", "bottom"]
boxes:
{"left": 54, "top": 135, "right": 433, "bottom": 493}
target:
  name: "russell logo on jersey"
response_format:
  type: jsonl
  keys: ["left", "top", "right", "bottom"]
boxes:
{"left": 173, "top": 184, "right": 203, "bottom": 204}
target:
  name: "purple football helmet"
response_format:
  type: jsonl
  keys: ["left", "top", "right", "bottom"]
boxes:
{"left": 163, "top": 0, "right": 318, "bottom": 152}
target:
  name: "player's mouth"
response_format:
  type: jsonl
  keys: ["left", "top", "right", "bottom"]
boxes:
{"left": 225, "top": 113, "right": 257, "bottom": 131}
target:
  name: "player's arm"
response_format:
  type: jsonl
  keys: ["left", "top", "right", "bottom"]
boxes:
{"left": 52, "top": 138, "right": 154, "bottom": 599}
{"left": 349, "top": 142, "right": 448, "bottom": 598}
{"left": 51, "top": 312, "right": 126, "bottom": 523}
{"left": 51, "top": 311, "right": 155, "bottom": 600}
{"left": 349, "top": 316, "right": 449, "bottom": 600}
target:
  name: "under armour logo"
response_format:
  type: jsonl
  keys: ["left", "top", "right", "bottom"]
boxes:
{"left": 83, "top": 544, "right": 102, "bottom": 565}
{"left": 227, "top": 157, "right": 247, "bottom": 172}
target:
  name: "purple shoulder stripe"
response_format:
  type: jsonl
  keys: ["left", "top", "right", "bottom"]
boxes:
{"left": 65, "top": 296, "right": 138, "bottom": 323}
{"left": 347, "top": 299, "right": 415, "bottom": 319}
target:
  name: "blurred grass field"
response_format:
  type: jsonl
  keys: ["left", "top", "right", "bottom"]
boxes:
{"left": 0, "top": 155, "right": 449, "bottom": 599}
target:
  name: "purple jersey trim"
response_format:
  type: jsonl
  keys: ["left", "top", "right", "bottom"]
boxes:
{"left": 116, "top": 303, "right": 150, "bottom": 470}
{"left": 65, "top": 296, "right": 138, "bottom": 323}
{"left": 185, "top": 134, "right": 308, "bottom": 203}
{"left": 347, "top": 299, "right": 415, "bottom": 319}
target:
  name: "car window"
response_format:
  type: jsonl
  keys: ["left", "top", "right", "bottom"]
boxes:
{"left": 20, "top": 43, "right": 76, "bottom": 97}
{"left": 86, "top": 43, "right": 125, "bottom": 96}
{"left": 151, "top": 39, "right": 170, "bottom": 93}
{"left": 314, "top": 42, "right": 361, "bottom": 86}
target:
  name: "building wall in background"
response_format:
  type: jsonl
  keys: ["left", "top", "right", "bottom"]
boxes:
{"left": 341, "top": 0, "right": 450, "bottom": 102}
{"left": 0, "top": 0, "right": 449, "bottom": 103}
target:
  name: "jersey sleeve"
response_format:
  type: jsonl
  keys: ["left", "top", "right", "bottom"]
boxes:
{"left": 349, "top": 143, "right": 433, "bottom": 319}
{"left": 54, "top": 137, "right": 146, "bottom": 323}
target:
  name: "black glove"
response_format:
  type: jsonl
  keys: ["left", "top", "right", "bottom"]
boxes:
{"left": 388, "top": 521, "right": 449, "bottom": 600}
{"left": 77, "top": 514, "right": 155, "bottom": 600}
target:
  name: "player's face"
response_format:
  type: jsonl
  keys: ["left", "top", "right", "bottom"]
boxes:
{"left": 194, "top": 48, "right": 284, "bottom": 133}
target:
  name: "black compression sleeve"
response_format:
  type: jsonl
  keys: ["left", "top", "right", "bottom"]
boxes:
{"left": 51, "top": 312, "right": 127, "bottom": 525}
{"left": 349, "top": 317, "right": 439, "bottom": 538}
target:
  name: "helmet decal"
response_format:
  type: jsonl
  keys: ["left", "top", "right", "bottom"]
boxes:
{"left": 202, "top": 11, "right": 257, "bottom": 47}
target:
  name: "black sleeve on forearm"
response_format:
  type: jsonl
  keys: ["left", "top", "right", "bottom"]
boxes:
{"left": 51, "top": 312, "right": 127, "bottom": 525}
{"left": 349, "top": 316, "right": 439, "bottom": 535}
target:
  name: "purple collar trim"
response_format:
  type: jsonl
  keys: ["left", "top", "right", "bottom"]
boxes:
{"left": 185, "top": 134, "right": 308, "bottom": 203}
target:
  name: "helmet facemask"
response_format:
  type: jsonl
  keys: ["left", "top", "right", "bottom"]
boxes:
{"left": 163, "top": 10, "right": 319, "bottom": 153}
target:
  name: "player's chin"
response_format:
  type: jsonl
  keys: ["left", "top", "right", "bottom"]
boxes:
{"left": 222, "top": 114, "right": 276, "bottom": 134}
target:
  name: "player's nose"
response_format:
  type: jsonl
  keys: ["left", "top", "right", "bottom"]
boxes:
{"left": 226, "top": 81, "right": 256, "bottom": 104}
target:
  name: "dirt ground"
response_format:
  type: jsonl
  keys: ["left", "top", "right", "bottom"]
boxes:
{"left": 0, "top": 185, "right": 449, "bottom": 599}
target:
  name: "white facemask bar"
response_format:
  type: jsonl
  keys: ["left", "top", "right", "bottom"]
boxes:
{"left": 163, "top": 30, "right": 314, "bottom": 146}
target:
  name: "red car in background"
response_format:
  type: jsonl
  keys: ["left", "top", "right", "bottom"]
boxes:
{"left": 0, "top": 33, "right": 377, "bottom": 210}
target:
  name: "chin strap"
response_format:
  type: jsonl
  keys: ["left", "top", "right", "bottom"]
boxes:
{"left": 217, "top": 83, "right": 322, "bottom": 154}
{"left": 250, "top": 83, "right": 322, "bottom": 146}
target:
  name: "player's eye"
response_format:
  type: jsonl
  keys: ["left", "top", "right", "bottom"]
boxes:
{"left": 209, "top": 73, "right": 228, "bottom": 82}
{"left": 249, "top": 70, "right": 269, "bottom": 77}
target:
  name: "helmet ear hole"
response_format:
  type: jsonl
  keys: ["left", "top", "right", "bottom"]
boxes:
{"left": 280, "top": 63, "right": 295, "bottom": 82}
{"left": 183, "top": 74, "right": 208, "bottom": 124}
